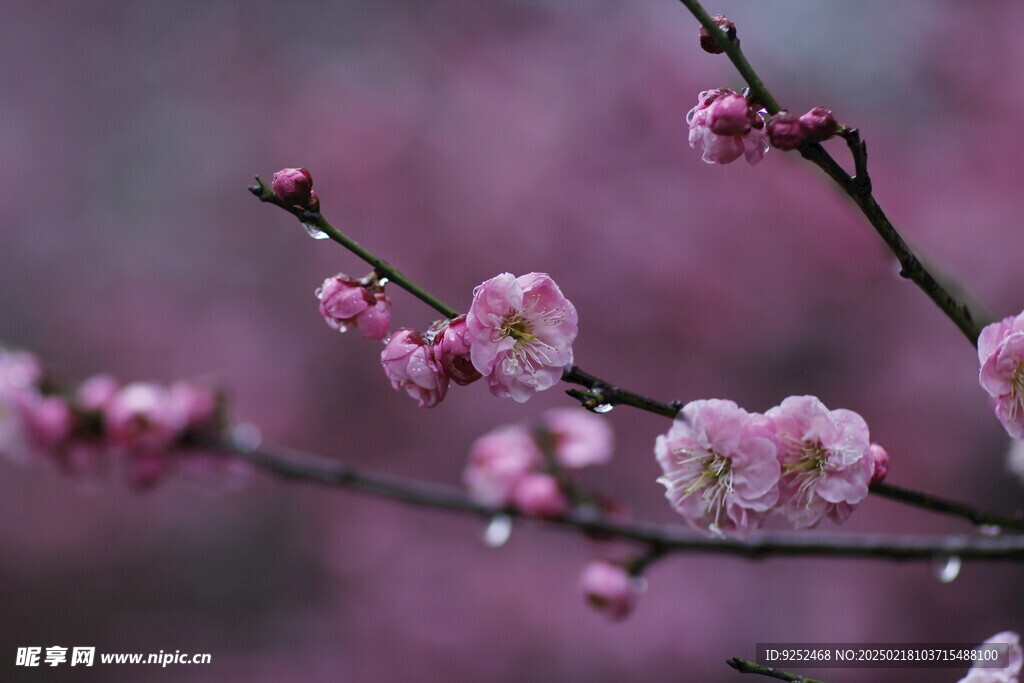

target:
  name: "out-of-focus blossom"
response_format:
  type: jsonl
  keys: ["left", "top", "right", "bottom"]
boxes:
{"left": 271, "top": 167, "right": 319, "bottom": 211}
{"left": 0, "top": 350, "right": 45, "bottom": 464}
{"left": 317, "top": 274, "right": 392, "bottom": 340}
{"left": 767, "top": 110, "right": 805, "bottom": 150}
{"left": 541, "top": 407, "right": 613, "bottom": 469}
{"left": 868, "top": 443, "right": 889, "bottom": 486}
{"left": 698, "top": 14, "right": 736, "bottom": 54}
{"left": 435, "top": 315, "right": 481, "bottom": 386}
{"left": 466, "top": 272, "right": 578, "bottom": 403}
{"left": 766, "top": 395, "right": 873, "bottom": 529}
{"left": 655, "top": 399, "right": 779, "bottom": 536}
{"left": 76, "top": 374, "right": 120, "bottom": 412}
{"left": 128, "top": 450, "right": 172, "bottom": 491}
{"left": 170, "top": 380, "right": 223, "bottom": 432}
{"left": 512, "top": 473, "right": 569, "bottom": 518}
{"left": 464, "top": 424, "right": 543, "bottom": 507}
{"left": 958, "top": 631, "right": 1022, "bottom": 683}
{"left": 19, "top": 393, "right": 74, "bottom": 452}
{"left": 687, "top": 89, "right": 768, "bottom": 166}
{"left": 979, "top": 313, "right": 1024, "bottom": 438}
{"left": 579, "top": 560, "right": 639, "bottom": 621}
{"left": 104, "top": 383, "right": 187, "bottom": 453}
{"left": 381, "top": 329, "right": 449, "bottom": 408}
{"left": 799, "top": 106, "right": 840, "bottom": 142}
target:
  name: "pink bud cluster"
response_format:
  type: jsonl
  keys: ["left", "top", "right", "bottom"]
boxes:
{"left": 655, "top": 396, "right": 887, "bottom": 536}
{"left": 317, "top": 273, "right": 392, "bottom": 339}
{"left": 0, "top": 348, "right": 245, "bottom": 491}
{"left": 766, "top": 106, "right": 841, "bottom": 150}
{"left": 378, "top": 272, "right": 578, "bottom": 407}
{"left": 463, "top": 408, "right": 614, "bottom": 518}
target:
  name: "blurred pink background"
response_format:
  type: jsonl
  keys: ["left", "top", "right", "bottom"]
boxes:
{"left": 1, "top": 1, "right": 1022, "bottom": 681}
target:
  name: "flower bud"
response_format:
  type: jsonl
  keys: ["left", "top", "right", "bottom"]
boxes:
{"left": 707, "top": 93, "right": 752, "bottom": 136}
{"left": 868, "top": 443, "right": 889, "bottom": 486}
{"left": 436, "top": 315, "right": 481, "bottom": 386}
{"left": 512, "top": 473, "right": 569, "bottom": 518}
{"left": 699, "top": 15, "right": 736, "bottom": 55}
{"left": 19, "top": 393, "right": 73, "bottom": 452}
{"left": 380, "top": 329, "right": 449, "bottom": 408}
{"left": 799, "top": 106, "right": 839, "bottom": 143}
{"left": 580, "top": 560, "right": 639, "bottom": 621}
{"left": 317, "top": 274, "right": 392, "bottom": 340}
{"left": 76, "top": 374, "right": 120, "bottom": 412}
{"left": 272, "top": 167, "right": 316, "bottom": 208}
{"left": 766, "top": 110, "right": 805, "bottom": 150}
{"left": 104, "top": 383, "right": 187, "bottom": 453}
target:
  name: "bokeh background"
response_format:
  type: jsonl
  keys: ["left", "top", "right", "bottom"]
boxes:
{"left": 1, "top": 0, "right": 1022, "bottom": 680}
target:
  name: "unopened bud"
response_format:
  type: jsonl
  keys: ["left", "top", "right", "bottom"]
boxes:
{"left": 699, "top": 15, "right": 736, "bottom": 55}
{"left": 272, "top": 167, "right": 316, "bottom": 208}
{"left": 707, "top": 93, "right": 752, "bottom": 136}
{"left": 766, "top": 110, "right": 805, "bottom": 151}
{"left": 868, "top": 443, "right": 889, "bottom": 486}
{"left": 799, "top": 106, "right": 839, "bottom": 143}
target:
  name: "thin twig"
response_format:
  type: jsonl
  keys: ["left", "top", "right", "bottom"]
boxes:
{"left": 727, "top": 658, "right": 827, "bottom": 683}
{"left": 676, "top": 0, "right": 988, "bottom": 344}
{"left": 871, "top": 482, "right": 1024, "bottom": 532}
{"left": 225, "top": 441, "right": 1024, "bottom": 562}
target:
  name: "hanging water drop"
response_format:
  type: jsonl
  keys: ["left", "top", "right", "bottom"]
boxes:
{"left": 314, "top": 286, "right": 324, "bottom": 299}
{"left": 377, "top": 277, "right": 390, "bottom": 286}
{"left": 230, "top": 423, "right": 262, "bottom": 452}
{"left": 483, "top": 515, "right": 513, "bottom": 548}
{"left": 336, "top": 324, "right": 349, "bottom": 334}
{"left": 593, "top": 404, "right": 614, "bottom": 414}
{"left": 301, "top": 223, "right": 328, "bottom": 240}
{"left": 978, "top": 524, "right": 1002, "bottom": 537}
{"left": 932, "top": 555, "right": 962, "bottom": 583}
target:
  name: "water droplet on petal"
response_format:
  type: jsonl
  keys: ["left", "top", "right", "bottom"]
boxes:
{"left": 979, "top": 524, "right": 1002, "bottom": 537}
{"left": 336, "top": 324, "right": 349, "bottom": 334}
{"left": 301, "top": 223, "right": 328, "bottom": 240}
{"left": 932, "top": 555, "right": 962, "bottom": 583}
{"left": 593, "top": 404, "right": 614, "bottom": 414}
{"left": 377, "top": 277, "right": 390, "bottom": 286}
{"left": 314, "top": 286, "right": 324, "bottom": 299}
{"left": 230, "top": 423, "right": 262, "bottom": 453}
{"left": 483, "top": 515, "right": 513, "bottom": 548}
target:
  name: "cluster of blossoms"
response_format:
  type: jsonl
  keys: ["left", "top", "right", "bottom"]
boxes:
{"left": 687, "top": 89, "right": 840, "bottom": 166}
{"left": 383, "top": 272, "right": 578, "bottom": 406}
{"left": 463, "top": 407, "right": 613, "bottom": 517}
{"left": 0, "top": 348, "right": 245, "bottom": 490}
{"left": 958, "top": 631, "right": 1022, "bottom": 683}
{"left": 463, "top": 409, "right": 642, "bottom": 620}
{"left": 978, "top": 312, "right": 1024, "bottom": 439}
{"left": 272, "top": 169, "right": 580, "bottom": 408}
{"left": 655, "top": 396, "right": 888, "bottom": 536}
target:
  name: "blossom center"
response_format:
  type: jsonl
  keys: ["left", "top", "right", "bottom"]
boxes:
{"left": 1010, "top": 362, "right": 1024, "bottom": 420}
{"left": 675, "top": 449, "right": 734, "bottom": 530}
{"left": 783, "top": 439, "right": 828, "bottom": 508}
{"left": 500, "top": 315, "right": 537, "bottom": 345}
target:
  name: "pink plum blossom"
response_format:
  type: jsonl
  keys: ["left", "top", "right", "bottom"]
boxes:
{"left": 959, "top": 631, "right": 1022, "bottom": 683}
{"left": 104, "top": 382, "right": 187, "bottom": 453}
{"left": 687, "top": 89, "right": 768, "bottom": 166}
{"left": 317, "top": 273, "right": 392, "bottom": 340}
{"left": 463, "top": 424, "right": 543, "bottom": 507}
{"left": 979, "top": 312, "right": 1024, "bottom": 438}
{"left": 541, "top": 407, "right": 613, "bottom": 469}
{"left": 765, "top": 395, "right": 873, "bottom": 529}
{"left": 380, "top": 329, "right": 449, "bottom": 408}
{"left": 19, "top": 393, "right": 74, "bottom": 453}
{"left": 170, "top": 380, "right": 223, "bottom": 432}
{"left": 466, "top": 272, "right": 578, "bottom": 403}
{"left": 76, "top": 373, "right": 120, "bottom": 412}
{"left": 655, "top": 399, "right": 780, "bottom": 536}
{"left": 579, "top": 560, "right": 640, "bottom": 621}
{"left": 512, "top": 473, "right": 569, "bottom": 518}
{"left": 435, "top": 315, "right": 482, "bottom": 386}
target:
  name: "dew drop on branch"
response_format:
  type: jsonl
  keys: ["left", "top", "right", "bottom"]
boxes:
{"left": 483, "top": 515, "right": 513, "bottom": 548}
{"left": 931, "top": 555, "right": 962, "bottom": 583}
{"left": 301, "top": 223, "right": 328, "bottom": 240}
{"left": 978, "top": 524, "right": 1002, "bottom": 537}
{"left": 230, "top": 423, "right": 262, "bottom": 453}
{"left": 592, "top": 404, "right": 614, "bottom": 414}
